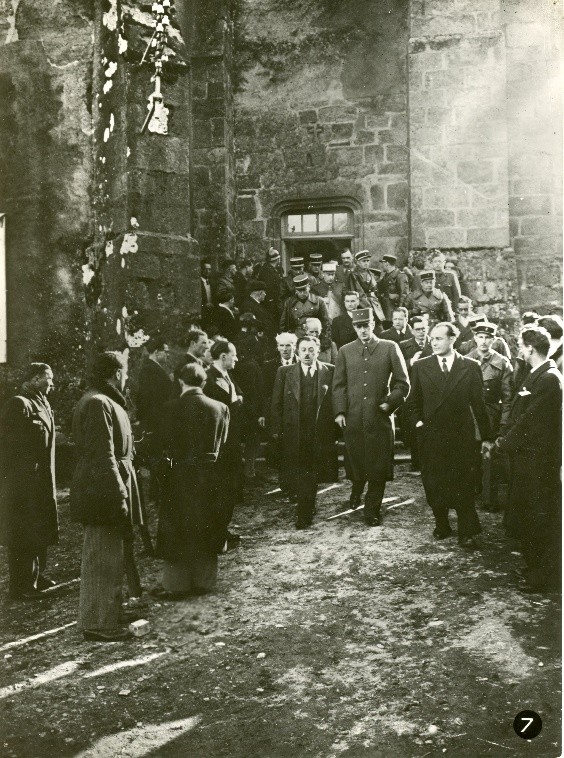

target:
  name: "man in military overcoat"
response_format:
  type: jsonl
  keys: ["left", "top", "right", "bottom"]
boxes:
{"left": 333, "top": 309, "right": 410, "bottom": 526}
{"left": 279, "top": 274, "right": 330, "bottom": 336}
{"left": 405, "top": 271, "right": 454, "bottom": 326}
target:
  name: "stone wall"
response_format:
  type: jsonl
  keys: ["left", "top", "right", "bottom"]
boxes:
{"left": 502, "top": 0, "right": 562, "bottom": 311}
{"left": 233, "top": 0, "right": 409, "bottom": 266}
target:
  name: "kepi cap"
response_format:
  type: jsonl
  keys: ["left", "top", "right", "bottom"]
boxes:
{"left": 420, "top": 271, "right": 436, "bottom": 281}
{"left": 351, "top": 308, "right": 373, "bottom": 325}
{"left": 309, "top": 254, "right": 323, "bottom": 264}
{"left": 369, "top": 267, "right": 381, "bottom": 277}
{"left": 290, "top": 256, "right": 304, "bottom": 267}
{"left": 355, "top": 250, "right": 370, "bottom": 263}
{"left": 381, "top": 254, "right": 397, "bottom": 264}
{"left": 322, "top": 262, "right": 337, "bottom": 272}
{"left": 473, "top": 321, "right": 497, "bottom": 336}
{"left": 468, "top": 313, "right": 487, "bottom": 326}
{"left": 293, "top": 273, "right": 310, "bottom": 289}
{"left": 268, "top": 248, "right": 280, "bottom": 262}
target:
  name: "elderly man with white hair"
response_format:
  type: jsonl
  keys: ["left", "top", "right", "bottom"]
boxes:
{"left": 305, "top": 317, "right": 338, "bottom": 364}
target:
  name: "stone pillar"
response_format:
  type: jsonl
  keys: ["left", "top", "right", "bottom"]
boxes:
{"left": 187, "top": 0, "right": 235, "bottom": 270}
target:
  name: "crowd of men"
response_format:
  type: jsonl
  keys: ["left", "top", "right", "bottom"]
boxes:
{"left": 0, "top": 246, "right": 561, "bottom": 642}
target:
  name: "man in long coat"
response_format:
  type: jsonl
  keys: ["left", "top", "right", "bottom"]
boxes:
{"left": 255, "top": 248, "right": 283, "bottom": 320}
{"left": 0, "top": 363, "right": 58, "bottom": 599}
{"left": 400, "top": 317, "right": 433, "bottom": 471}
{"left": 271, "top": 336, "right": 337, "bottom": 528}
{"left": 331, "top": 291, "right": 360, "bottom": 349}
{"left": 156, "top": 363, "right": 229, "bottom": 598}
{"left": 378, "top": 254, "right": 409, "bottom": 325}
{"left": 495, "top": 325, "right": 562, "bottom": 590}
{"left": 408, "top": 323, "right": 492, "bottom": 549}
{"left": 333, "top": 308, "right": 410, "bottom": 526}
{"left": 71, "top": 351, "right": 144, "bottom": 641}
{"left": 279, "top": 274, "right": 330, "bottom": 337}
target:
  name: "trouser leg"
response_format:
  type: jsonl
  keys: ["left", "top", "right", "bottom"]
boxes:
{"left": 454, "top": 474, "right": 481, "bottom": 540}
{"left": 364, "top": 480, "right": 386, "bottom": 520}
{"left": 421, "top": 471, "right": 450, "bottom": 533}
{"left": 350, "top": 480, "right": 365, "bottom": 506}
{"left": 123, "top": 538, "right": 142, "bottom": 598}
{"left": 7, "top": 548, "right": 36, "bottom": 596}
{"left": 296, "top": 467, "right": 318, "bottom": 526}
{"left": 244, "top": 432, "right": 260, "bottom": 479}
{"left": 78, "top": 525, "right": 124, "bottom": 632}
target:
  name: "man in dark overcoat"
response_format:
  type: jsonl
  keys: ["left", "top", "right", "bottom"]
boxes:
{"left": 71, "top": 351, "right": 144, "bottom": 641}
{"left": 408, "top": 322, "right": 493, "bottom": 549}
{"left": 333, "top": 309, "right": 410, "bottom": 526}
{"left": 255, "top": 248, "right": 283, "bottom": 320}
{"left": 331, "top": 291, "right": 360, "bottom": 349}
{"left": 271, "top": 336, "right": 337, "bottom": 528}
{"left": 400, "top": 317, "right": 433, "bottom": 471}
{"left": 380, "top": 307, "right": 411, "bottom": 344}
{"left": 156, "top": 363, "right": 229, "bottom": 598}
{"left": 204, "top": 339, "right": 244, "bottom": 548}
{"left": 494, "top": 325, "right": 562, "bottom": 590}
{"left": 279, "top": 274, "right": 330, "bottom": 337}
{"left": 0, "top": 363, "right": 58, "bottom": 599}
{"left": 239, "top": 280, "right": 277, "bottom": 340}
{"left": 378, "top": 254, "right": 409, "bottom": 325}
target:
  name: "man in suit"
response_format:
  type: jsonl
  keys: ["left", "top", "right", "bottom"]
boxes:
{"left": 467, "top": 321, "right": 514, "bottom": 511}
{"left": 538, "top": 315, "right": 563, "bottom": 372}
{"left": 0, "top": 363, "right": 58, "bottom": 600}
{"left": 405, "top": 271, "right": 454, "bottom": 326}
{"left": 240, "top": 280, "right": 276, "bottom": 340}
{"left": 204, "top": 340, "right": 244, "bottom": 549}
{"left": 312, "top": 262, "right": 345, "bottom": 321}
{"left": 494, "top": 326, "right": 562, "bottom": 590}
{"left": 453, "top": 295, "right": 474, "bottom": 349}
{"left": 156, "top": 363, "right": 229, "bottom": 599}
{"left": 400, "top": 317, "right": 433, "bottom": 471}
{"left": 271, "top": 336, "right": 337, "bottom": 528}
{"left": 378, "top": 254, "right": 409, "bottom": 325}
{"left": 332, "top": 291, "right": 360, "bottom": 349}
{"left": 335, "top": 248, "right": 355, "bottom": 284}
{"left": 279, "top": 274, "right": 330, "bottom": 337}
{"left": 333, "top": 308, "right": 410, "bottom": 526}
{"left": 203, "top": 291, "right": 240, "bottom": 342}
{"left": 71, "top": 352, "right": 145, "bottom": 641}
{"left": 380, "top": 307, "right": 411, "bottom": 344}
{"left": 212, "top": 258, "right": 237, "bottom": 302}
{"left": 233, "top": 259, "right": 253, "bottom": 308}
{"left": 200, "top": 259, "right": 213, "bottom": 309}
{"left": 409, "top": 322, "right": 493, "bottom": 549}
{"left": 255, "top": 248, "right": 283, "bottom": 320}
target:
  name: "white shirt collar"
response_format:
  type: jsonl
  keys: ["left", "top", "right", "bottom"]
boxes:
{"left": 219, "top": 303, "right": 233, "bottom": 315}
{"left": 437, "top": 352, "right": 456, "bottom": 371}
{"left": 530, "top": 359, "right": 550, "bottom": 375}
{"left": 301, "top": 363, "right": 316, "bottom": 377}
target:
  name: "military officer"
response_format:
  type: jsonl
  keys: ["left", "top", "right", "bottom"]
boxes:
{"left": 312, "top": 261, "right": 344, "bottom": 320}
{"left": 345, "top": 251, "right": 385, "bottom": 324}
{"left": 378, "top": 254, "right": 409, "bottom": 325}
{"left": 430, "top": 250, "right": 461, "bottom": 311}
{"left": 468, "top": 321, "right": 514, "bottom": 511}
{"left": 307, "top": 253, "right": 323, "bottom": 284}
{"left": 280, "top": 257, "right": 317, "bottom": 301}
{"left": 279, "top": 273, "right": 331, "bottom": 336}
{"left": 405, "top": 271, "right": 454, "bottom": 326}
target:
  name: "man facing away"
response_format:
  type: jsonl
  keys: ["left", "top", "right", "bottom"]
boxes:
{"left": 333, "top": 308, "right": 410, "bottom": 526}
{"left": 0, "top": 363, "right": 58, "bottom": 600}
{"left": 408, "top": 323, "right": 492, "bottom": 549}
{"left": 71, "top": 351, "right": 144, "bottom": 641}
{"left": 270, "top": 336, "right": 337, "bottom": 529}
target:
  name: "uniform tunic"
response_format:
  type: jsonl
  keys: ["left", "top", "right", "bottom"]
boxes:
{"left": 467, "top": 348, "right": 514, "bottom": 434}
{"left": 333, "top": 338, "right": 410, "bottom": 482}
{"left": 405, "top": 289, "right": 454, "bottom": 325}
{"left": 378, "top": 268, "right": 409, "bottom": 321}
{"left": 279, "top": 292, "right": 330, "bottom": 335}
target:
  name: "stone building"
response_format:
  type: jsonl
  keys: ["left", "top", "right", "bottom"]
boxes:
{"left": 0, "top": 0, "right": 561, "bottom": 422}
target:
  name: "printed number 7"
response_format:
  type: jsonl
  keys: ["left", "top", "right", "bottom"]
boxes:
{"left": 520, "top": 717, "right": 534, "bottom": 733}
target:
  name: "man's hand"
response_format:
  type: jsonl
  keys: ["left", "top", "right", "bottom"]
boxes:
{"left": 379, "top": 402, "right": 390, "bottom": 414}
{"left": 415, "top": 420, "right": 424, "bottom": 428}
{"left": 271, "top": 433, "right": 279, "bottom": 440}
{"left": 335, "top": 414, "right": 346, "bottom": 429}
{"left": 410, "top": 351, "right": 422, "bottom": 365}
{"left": 481, "top": 441, "right": 494, "bottom": 457}
{"left": 258, "top": 417, "right": 266, "bottom": 428}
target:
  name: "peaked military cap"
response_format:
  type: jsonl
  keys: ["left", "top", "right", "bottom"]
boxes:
{"left": 322, "top": 262, "right": 337, "bottom": 272}
{"left": 309, "top": 254, "right": 323, "bottom": 263}
{"left": 473, "top": 321, "right": 497, "bottom": 336}
{"left": 420, "top": 271, "right": 436, "bottom": 281}
{"left": 293, "top": 273, "right": 310, "bottom": 289}
{"left": 468, "top": 313, "right": 487, "bottom": 326}
{"left": 268, "top": 248, "right": 280, "bottom": 262}
{"left": 355, "top": 250, "right": 370, "bottom": 263}
{"left": 290, "top": 256, "right": 304, "bottom": 266}
{"left": 381, "top": 254, "right": 397, "bottom": 264}
{"left": 351, "top": 308, "right": 372, "bottom": 325}
{"left": 369, "top": 267, "right": 381, "bottom": 277}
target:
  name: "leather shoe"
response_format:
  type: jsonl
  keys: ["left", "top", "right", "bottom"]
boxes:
{"left": 459, "top": 536, "right": 478, "bottom": 550}
{"left": 295, "top": 521, "right": 313, "bottom": 530}
{"left": 433, "top": 527, "right": 453, "bottom": 540}
{"left": 365, "top": 515, "right": 381, "bottom": 527}
{"left": 349, "top": 497, "right": 362, "bottom": 511}
{"left": 9, "top": 587, "right": 45, "bottom": 601}
{"left": 36, "top": 576, "right": 57, "bottom": 591}
{"left": 83, "top": 628, "right": 132, "bottom": 642}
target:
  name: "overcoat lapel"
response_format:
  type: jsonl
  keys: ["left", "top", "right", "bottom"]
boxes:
{"left": 288, "top": 363, "right": 300, "bottom": 401}
{"left": 441, "top": 354, "right": 467, "bottom": 400}
{"left": 28, "top": 395, "right": 53, "bottom": 433}
{"left": 316, "top": 362, "right": 329, "bottom": 417}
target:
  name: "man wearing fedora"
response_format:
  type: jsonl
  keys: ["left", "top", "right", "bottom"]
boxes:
{"left": 467, "top": 321, "right": 514, "bottom": 511}
{"left": 333, "top": 308, "right": 410, "bottom": 526}
{"left": 279, "top": 273, "right": 330, "bottom": 337}
{"left": 255, "top": 248, "right": 283, "bottom": 320}
{"left": 405, "top": 271, "right": 454, "bottom": 327}
{"left": 379, "top": 254, "right": 409, "bottom": 326}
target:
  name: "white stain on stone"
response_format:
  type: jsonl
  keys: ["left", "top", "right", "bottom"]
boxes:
{"left": 103, "top": 80, "right": 113, "bottom": 95}
{"left": 121, "top": 305, "right": 128, "bottom": 319}
{"left": 118, "top": 35, "right": 128, "bottom": 54}
{"left": 102, "top": 0, "right": 118, "bottom": 31}
{"left": 82, "top": 264, "right": 95, "bottom": 285}
{"left": 105, "top": 240, "right": 114, "bottom": 257}
{"left": 109, "top": 113, "right": 115, "bottom": 132}
{"left": 116, "top": 318, "right": 122, "bottom": 335}
{"left": 103, "top": 127, "right": 110, "bottom": 143}
{"left": 105, "top": 61, "right": 117, "bottom": 78}
{"left": 120, "top": 232, "right": 138, "bottom": 255}
{"left": 126, "top": 329, "right": 151, "bottom": 349}
{"left": 130, "top": 217, "right": 139, "bottom": 229}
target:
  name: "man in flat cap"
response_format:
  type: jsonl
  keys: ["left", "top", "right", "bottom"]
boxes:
{"left": 255, "top": 248, "right": 283, "bottom": 321}
{"left": 405, "top": 271, "right": 454, "bottom": 327}
{"left": 468, "top": 321, "right": 514, "bottom": 511}
{"left": 279, "top": 273, "right": 331, "bottom": 337}
{"left": 312, "top": 262, "right": 344, "bottom": 320}
{"left": 333, "top": 308, "right": 410, "bottom": 526}
{"left": 379, "top": 254, "right": 409, "bottom": 326}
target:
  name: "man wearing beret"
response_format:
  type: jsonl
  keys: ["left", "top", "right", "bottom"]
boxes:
{"left": 405, "top": 271, "right": 454, "bottom": 327}
{"left": 312, "top": 262, "right": 345, "bottom": 320}
{"left": 333, "top": 309, "right": 410, "bottom": 526}
{"left": 379, "top": 254, "right": 409, "bottom": 326}
{"left": 279, "top": 274, "right": 331, "bottom": 337}
{"left": 468, "top": 321, "right": 514, "bottom": 511}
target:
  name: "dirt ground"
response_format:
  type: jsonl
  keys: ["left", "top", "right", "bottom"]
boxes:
{"left": 0, "top": 460, "right": 560, "bottom": 758}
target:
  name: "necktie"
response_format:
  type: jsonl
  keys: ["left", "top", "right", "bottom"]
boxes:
{"left": 441, "top": 358, "right": 449, "bottom": 376}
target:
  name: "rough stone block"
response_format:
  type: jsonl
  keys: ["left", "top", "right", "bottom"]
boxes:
{"left": 426, "top": 107, "right": 452, "bottom": 127}
{"left": 387, "top": 182, "right": 408, "bottom": 210}
{"left": 193, "top": 119, "right": 212, "bottom": 148}
{"left": 129, "top": 253, "right": 161, "bottom": 280}
{"left": 426, "top": 228, "right": 467, "bottom": 247}
{"left": 354, "top": 130, "right": 376, "bottom": 145}
{"left": 505, "top": 22, "right": 546, "bottom": 48}
{"left": 386, "top": 145, "right": 408, "bottom": 162}
{"left": 299, "top": 110, "right": 317, "bottom": 124}
{"left": 364, "top": 144, "right": 384, "bottom": 165}
{"left": 332, "top": 146, "right": 364, "bottom": 166}
{"left": 318, "top": 105, "right": 358, "bottom": 123}
{"left": 456, "top": 208, "right": 498, "bottom": 228}
{"left": 379, "top": 162, "right": 408, "bottom": 176}
{"left": 457, "top": 160, "right": 494, "bottom": 184}
{"left": 413, "top": 209, "right": 456, "bottom": 227}
{"left": 520, "top": 215, "right": 555, "bottom": 235}
{"left": 370, "top": 184, "right": 385, "bottom": 210}
{"left": 467, "top": 227, "right": 510, "bottom": 247}
{"left": 423, "top": 186, "right": 472, "bottom": 208}
{"left": 237, "top": 195, "right": 258, "bottom": 222}
{"left": 509, "top": 195, "right": 552, "bottom": 216}
{"left": 330, "top": 123, "right": 354, "bottom": 140}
